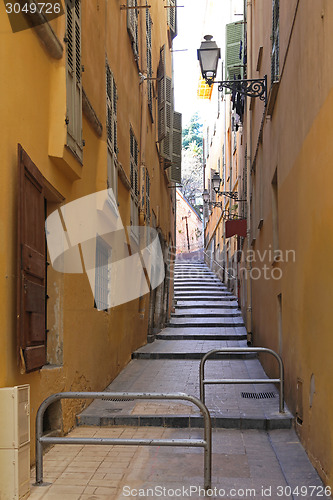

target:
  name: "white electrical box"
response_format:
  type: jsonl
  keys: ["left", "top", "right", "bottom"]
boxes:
{"left": 0, "top": 385, "right": 30, "bottom": 500}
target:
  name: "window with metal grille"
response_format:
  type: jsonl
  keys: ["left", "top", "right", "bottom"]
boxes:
{"left": 94, "top": 236, "right": 111, "bottom": 311}
{"left": 146, "top": 5, "right": 153, "bottom": 119}
{"left": 65, "top": 0, "right": 82, "bottom": 161}
{"left": 130, "top": 129, "right": 139, "bottom": 242}
{"left": 271, "top": 0, "right": 280, "bottom": 82}
{"left": 127, "top": 0, "right": 139, "bottom": 62}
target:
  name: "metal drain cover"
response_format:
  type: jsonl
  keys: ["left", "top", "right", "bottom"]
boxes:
{"left": 102, "top": 397, "right": 135, "bottom": 402}
{"left": 241, "top": 392, "right": 276, "bottom": 399}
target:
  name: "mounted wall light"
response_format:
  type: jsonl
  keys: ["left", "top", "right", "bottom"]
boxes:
{"left": 204, "top": 173, "right": 239, "bottom": 207}
{"left": 197, "top": 35, "right": 267, "bottom": 104}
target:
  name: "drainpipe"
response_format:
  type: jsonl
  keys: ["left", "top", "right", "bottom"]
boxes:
{"left": 246, "top": 0, "right": 253, "bottom": 345}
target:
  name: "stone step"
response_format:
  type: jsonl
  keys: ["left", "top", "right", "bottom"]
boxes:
{"left": 171, "top": 311, "right": 242, "bottom": 318}
{"left": 175, "top": 297, "right": 237, "bottom": 302}
{"left": 77, "top": 412, "right": 293, "bottom": 430}
{"left": 131, "top": 351, "right": 256, "bottom": 360}
{"left": 175, "top": 303, "right": 239, "bottom": 309}
{"left": 174, "top": 287, "right": 229, "bottom": 292}
{"left": 175, "top": 294, "right": 233, "bottom": 300}
{"left": 174, "top": 280, "right": 222, "bottom": 284}
{"left": 168, "top": 322, "right": 245, "bottom": 328}
{"left": 156, "top": 331, "right": 247, "bottom": 341}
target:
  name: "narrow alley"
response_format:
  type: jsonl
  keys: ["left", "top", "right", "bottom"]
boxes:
{"left": 28, "top": 259, "right": 325, "bottom": 499}
{"left": 1, "top": 0, "right": 333, "bottom": 498}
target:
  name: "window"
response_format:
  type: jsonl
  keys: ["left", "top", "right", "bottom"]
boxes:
{"left": 146, "top": 6, "right": 153, "bottom": 118}
{"left": 127, "top": 0, "right": 139, "bottom": 61}
{"left": 106, "top": 61, "right": 118, "bottom": 207}
{"left": 66, "top": 0, "right": 82, "bottom": 160}
{"left": 157, "top": 46, "right": 173, "bottom": 163}
{"left": 271, "top": 0, "right": 280, "bottom": 82}
{"left": 225, "top": 21, "right": 244, "bottom": 86}
{"left": 146, "top": 171, "right": 151, "bottom": 220}
{"left": 167, "top": 0, "right": 177, "bottom": 39}
{"left": 130, "top": 129, "right": 139, "bottom": 241}
{"left": 171, "top": 111, "right": 182, "bottom": 183}
{"left": 94, "top": 236, "right": 111, "bottom": 311}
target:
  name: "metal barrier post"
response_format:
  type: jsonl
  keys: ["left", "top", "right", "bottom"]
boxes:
{"left": 35, "top": 392, "right": 212, "bottom": 490}
{"left": 199, "top": 348, "right": 285, "bottom": 413}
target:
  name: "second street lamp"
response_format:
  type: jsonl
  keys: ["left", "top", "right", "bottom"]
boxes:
{"left": 197, "top": 35, "right": 267, "bottom": 104}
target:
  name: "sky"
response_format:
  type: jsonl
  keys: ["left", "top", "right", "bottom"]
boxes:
{"left": 173, "top": 0, "right": 244, "bottom": 128}
{"left": 173, "top": 0, "right": 207, "bottom": 127}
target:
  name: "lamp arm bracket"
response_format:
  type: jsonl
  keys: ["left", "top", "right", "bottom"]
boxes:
{"left": 216, "top": 76, "right": 267, "bottom": 105}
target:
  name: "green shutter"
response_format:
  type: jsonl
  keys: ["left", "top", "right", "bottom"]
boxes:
{"left": 170, "top": 111, "right": 182, "bottom": 184}
{"left": 225, "top": 21, "right": 244, "bottom": 82}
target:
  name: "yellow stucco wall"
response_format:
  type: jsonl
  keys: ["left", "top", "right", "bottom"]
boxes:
{"left": 241, "top": 0, "right": 333, "bottom": 486}
{"left": 0, "top": 0, "right": 175, "bottom": 462}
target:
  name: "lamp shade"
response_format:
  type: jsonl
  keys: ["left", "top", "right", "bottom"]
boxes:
{"left": 212, "top": 171, "right": 221, "bottom": 193}
{"left": 197, "top": 35, "right": 221, "bottom": 85}
{"left": 202, "top": 189, "right": 210, "bottom": 203}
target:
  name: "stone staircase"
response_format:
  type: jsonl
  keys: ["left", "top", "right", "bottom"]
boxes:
{"left": 77, "top": 259, "right": 293, "bottom": 429}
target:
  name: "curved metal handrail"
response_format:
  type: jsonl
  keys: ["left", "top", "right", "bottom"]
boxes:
{"left": 35, "top": 391, "right": 212, "bottom": 490}
{"left": 203, "top": 250, "right": 236, "bottom": 280}
{"left": 199, "top": 348, "right": 285, "bottom": 413}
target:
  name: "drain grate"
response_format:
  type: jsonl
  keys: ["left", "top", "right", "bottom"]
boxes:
{"left": 241, "top": 391, "right": 276, "bottom": 399}
{"left": 102, "top": 397, "right": 135, "bottom": 402}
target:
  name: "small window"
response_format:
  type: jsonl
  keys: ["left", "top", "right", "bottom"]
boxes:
{"left": 106, "top": 61, "right": 118, "bottom": 207}
{"left": 130, "top": 129, "right": 139, "bottom": 242}
{"left": 146, "top": 6, "right": 153, "bottom": 119}
{"left": 127, "top": 0, "right": 139, "bottom": 61}
{"left": 271, "top": 0, "right": 280, "bottom": 82}
{"left": 94, "top": 236, "right": 111, "bottom": 311}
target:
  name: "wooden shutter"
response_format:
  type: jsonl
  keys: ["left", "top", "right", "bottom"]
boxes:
{"left": 167, "top": 0, "right": 177, "bottom": 38}
{"left": 106, "top": 63, "right": 117, "bottom": 156}
{"left": 17, "top": 145, "right": 46, "bottom": 372}
{"left": 157, "top": 46, "right": 166, "bottom": 142}
{"left": 170, "top": 111, "right": 182, "bottom": 183}
{"left": 127, "top": 0, "right": 139, "bottom": 59}
{"left": 160, "top": 76, "right": 173, "bottom": 162}
{"left": 146, "top": 7, "right": 153, "bottom": 117}
{"left": 225, "top": 22, "right": 244, "bottom": 82}
{"left": 66, "top": 0, "right": 82, "bottom": 160}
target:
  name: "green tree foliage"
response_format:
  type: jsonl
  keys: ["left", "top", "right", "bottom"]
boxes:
{"left": 182, "top": 112, "right": 203, "bottom": 154}
{"left": 181, "top": 113, "right": 203, "bottom": 207}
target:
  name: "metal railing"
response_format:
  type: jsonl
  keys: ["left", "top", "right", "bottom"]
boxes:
{"left": 203, "top": 251, "right": 236, "bottom": 282}
{"left": 199, "top": 348, "right": 285, "bottom": 413}
{"left": 35, "top": 392, "right": 212, "bottom": 489}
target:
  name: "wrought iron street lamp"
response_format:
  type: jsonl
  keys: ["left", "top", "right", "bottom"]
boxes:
{"left": 211, "top": 172, "right": 238, "bottom": 200}
{"left": 197, "top": 35, "right": 267, "bottom": 104}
